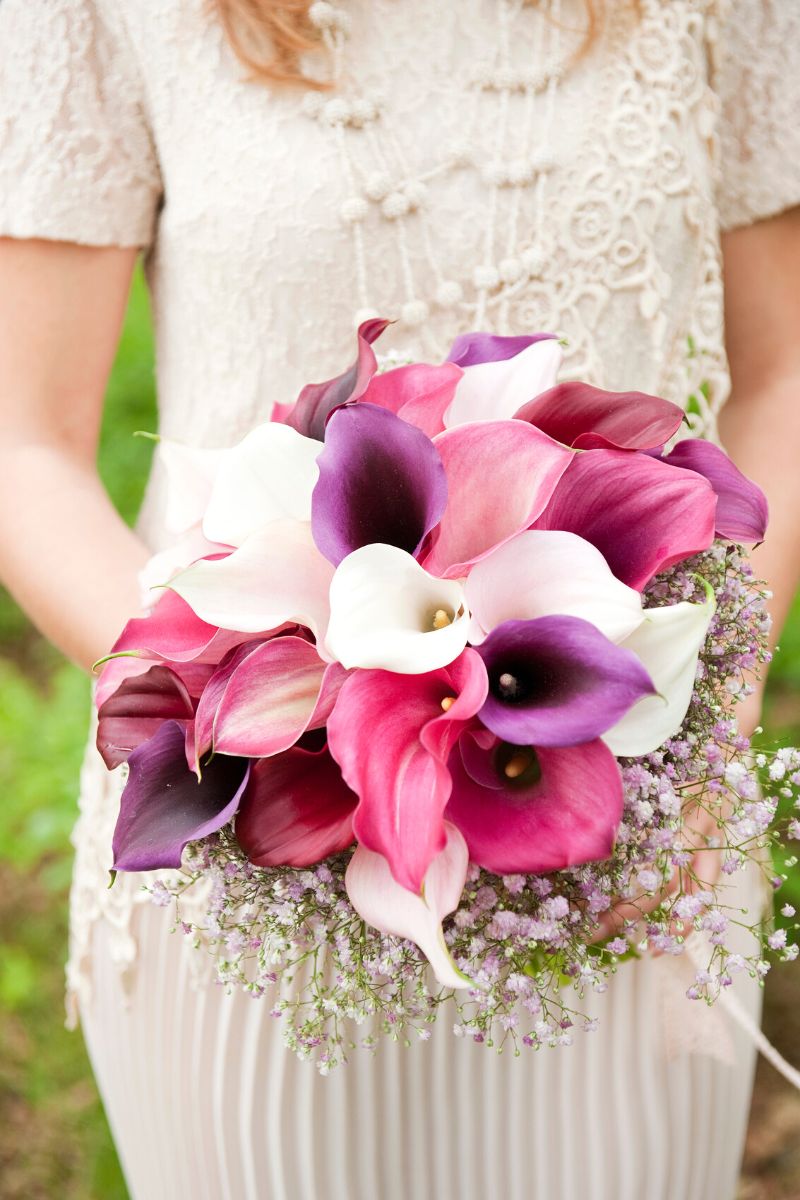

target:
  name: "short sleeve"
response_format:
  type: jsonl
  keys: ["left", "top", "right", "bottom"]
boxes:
{"left": 0, "top": 0, "right": 163, "bottom": 247}
{"left": 713, "top": 0, "right": 800, "bottom": 232}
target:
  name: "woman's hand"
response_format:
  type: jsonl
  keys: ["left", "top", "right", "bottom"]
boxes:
{"left": 0, "top": 238, "right": 150, "bottom": 670}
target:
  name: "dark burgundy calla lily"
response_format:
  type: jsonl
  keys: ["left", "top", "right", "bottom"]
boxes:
{"left": 446, "top": 331, "right": 557, "bottom": 368}
{"left": 236, "top": 743, "right": 358, "bottom": 867}
{"left": 475, "top": 616, "right": 655, "bottom": 747}
{"left": 311, "top": 402, "right": 448, "bottom": 566}
{"left": 531, "top": 449, "right": 717, "bottom": 591}
{"left": 283, "top": 318, "right": 390, "bottom": 441}
{"left": 515, "top": 381, "right": 685, "bottom": 451}
{"left": 96, "top": 662, "right": 213, "bottom": 770}
{"left": 112, "top": 721, "right": 249, "bottom": 872}
{"left": 661, "top": 438, "right": 768, "bottom": 543}
{"left": 445, "top": 728, "right": 623, "bottom": 875}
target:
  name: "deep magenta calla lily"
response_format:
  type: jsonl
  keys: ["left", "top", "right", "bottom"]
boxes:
{"left": 514, "top": 381, "right": 685, "bottom": 451}
{"left": 531, "top": 448, "right": 717, "bottom": 591}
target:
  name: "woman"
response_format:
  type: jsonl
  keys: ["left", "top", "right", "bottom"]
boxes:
{"left": 1, "top": 1, "right": 799, "bottom": 1196}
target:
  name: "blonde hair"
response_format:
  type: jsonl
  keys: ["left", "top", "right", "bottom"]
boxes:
{"left": 212, "top": 1, "right": 623, "bottom": 89}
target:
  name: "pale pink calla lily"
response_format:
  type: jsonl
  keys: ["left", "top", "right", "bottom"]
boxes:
{"left": 345, "top": 823, "right": 473, "bottom": 991}
{"left": 531, "top": 449, "right": 717, "bottom": 591}
{"left": 327, "top": 649, "right": 488, "bottom": 892}
{"left": 422, "top": 421, "right": 573, "bottom": 578}
{"left": 443, "top": 337, "right": 563, "bottom": 428}
{"left": 157, "top": 439, "right": 226, "bottom": 536}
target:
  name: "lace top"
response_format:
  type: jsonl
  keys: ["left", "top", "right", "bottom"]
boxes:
{"left": 1, "top": 0, "right": 799, "bottom": 1014}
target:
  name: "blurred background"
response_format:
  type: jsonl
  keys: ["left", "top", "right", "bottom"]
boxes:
{"left": 0, "top": 268, "right": 799, "bottom": 1198}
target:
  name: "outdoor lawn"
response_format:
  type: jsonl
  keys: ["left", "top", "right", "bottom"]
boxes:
{"left": 0, "top": 268, "right": 798, "bottom": 1198}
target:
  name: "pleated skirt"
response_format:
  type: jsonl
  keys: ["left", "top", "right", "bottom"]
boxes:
{"left": 79, "top": 870, "right": 763, "bottom": 1200}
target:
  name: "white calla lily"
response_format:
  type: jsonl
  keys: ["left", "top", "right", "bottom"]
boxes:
{"left": 157, "top": 439, "right": 226, "bottom": 535}
{"left": 465, "top": 530, "right": 644, "bottom": 644}
{"left": 169, "top": 519, "right": 334, "bottom": 640}
{"left": 202, "top": 423, "right": 322, "bottom": 548}
{"left": 603, "top": 581, "right": 716, "bottom": 757}
{"left": 443, "top": 338, "right": 563, "bottom": 428}
{"left": 325, "top": 543, "right": 470, "bottom": 673}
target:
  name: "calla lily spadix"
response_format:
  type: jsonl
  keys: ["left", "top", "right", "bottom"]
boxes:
{"left": 325, "top": 543, "right": 470, "bottom": 674}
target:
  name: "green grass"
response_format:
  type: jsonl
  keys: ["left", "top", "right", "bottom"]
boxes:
{"left": 0, "top": 267, "right": 798, "bottom": 1196}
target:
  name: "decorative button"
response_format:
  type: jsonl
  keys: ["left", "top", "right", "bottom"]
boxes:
{"left": 340, "top": 196, "right": 369, "bottom": 223}
{"left": 401, "top": 299, "right": 430, "bottom": 327}
{"left": 381, "top": 191, "right": 411, "bottom": 219}
{"left": 403, "top": 180, "right": 428, "bottom": 210}
{"left": 499, "top": 256, "right": 523, "bottom": 284}
{"left": 472, "top": 264, "right": 500, "bottom": 290}
{"left": 435, "top": 280, "right": 464, "bottom": 308}
{"left": 321, "top": 97, "right": 352, "bottom": 126}
{"left": 507, "top": 158, "right": 534, "bottom": 186}
{"left": 521, "top": 247, "right": 545, "bottom": 277}
{"left": 364, "top": 171, "right": 392, "bottom": 201}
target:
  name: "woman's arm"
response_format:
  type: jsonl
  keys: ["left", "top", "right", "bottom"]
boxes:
{"left": 718, "top": 207, "right": 800, "bottom": 728}
{"left": 0, "top": 238, "right": 150, "bottom": 671}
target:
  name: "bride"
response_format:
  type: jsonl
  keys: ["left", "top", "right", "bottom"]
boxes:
{"left": 1, "top": 1, "right": 799, "bottom": 1196}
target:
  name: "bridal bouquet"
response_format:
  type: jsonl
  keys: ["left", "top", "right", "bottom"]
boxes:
{"left": 96, "top": 323, "right": 800, "bottom": 1069}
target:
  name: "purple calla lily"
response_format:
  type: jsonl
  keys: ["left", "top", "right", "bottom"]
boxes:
{"left": 446, "top": 331, "right": 557, "bottom": 368}
{"left": 112, "top": 721, "right": 250, "bottom": 872}
{"left": 283, "top": 318, "right": 390, "bottom": 441}
{"left": 311, "top": 402, "right": 448, "bottom": 566}
{"left": 474, "top": 616, "right": 655, "bottom": 747}
{"left": 445, "top": 728, "right": 624, "bottom": 874}
{"left": 514, "top": 381, "right": 685, "bottom": 451}
{"left": 661, "top": 438, "right": 768, "bottom": 543}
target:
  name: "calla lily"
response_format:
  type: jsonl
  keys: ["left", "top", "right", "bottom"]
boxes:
{"left": 358, "top": 362, "right": 462, "bottom": 438}
{"left": 112, "top": 721, "right": 249, "bottom": 872}
{"left": 236, "top": 741, "right": 357, "bottom": 867}
{"left": 422, "top": 421, "right": 573, "bottom": 578}
{"left": 465, "top": 530, "right": 644, "bottom": 644}
{"left": 311, "top": 403, "right": 448, "bottom": 566}
{"left": 202, "top": 423, "right": 322, "bottom": 548}
{"left": 344, "top": 824, "right": 473, "bottom": 990}
{"left": 443, "top": 337, "right": 562, "bottom": 427}
{"left": 157, "top": 439, "right": 226, "bottom": 536}
{"left": 325, "top": 543, "right": 469, "bottom": 673}
{"left": 169, "top": 519, "right": 335, "bottom": 641}
{"left": 531, "top": 449, "right": 717, "bottom": 591}
{"left": 327, "top": 649, "right": 488, "bottom": 892}
{"left": 97, "top": 661, "right": 213, "bottom": 769}
{"left": 446, "top": 331, "right": 557, "bottom": 368}
{"left": 661, "top": 439, "right": 768, "bottom": 544}
{"left": 514, "top": 381, "right": 685, "bottom": 451}
{"left": 284, "top": 318, "right": 390, "bottom": 441}
{"left": 445, "top": 730, "right": 623, "bottom": 874}
{"left": 603, "top": 582, "right": 716, "bottom": 757}
{"left": 193, "top": 636, "right": 346, "bottom": 761}
{"left": 475, "top": 616, "right": 655, "bottom": 747}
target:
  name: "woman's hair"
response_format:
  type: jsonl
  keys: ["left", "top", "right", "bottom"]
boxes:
{"left": 212, "top": 1, "right": 620, "bottom": 89}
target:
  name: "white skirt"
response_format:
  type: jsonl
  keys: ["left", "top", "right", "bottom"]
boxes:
{"left": 78, "top": 868, "right": 762, "bottom": 1200}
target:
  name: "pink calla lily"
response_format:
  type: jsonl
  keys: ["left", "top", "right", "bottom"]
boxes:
{"left": 531, "top": 448, "right": 717, "bottom": 591}
{"left": 446, "top": 729, "right": 624, "bottom": 874}
{"left": 194, "top": 636, "right": 346, "bottom": 761}
{"left": 327, "top": 649, "right": 488, "bottom": 893}
{"left": 236, "top": 741, "right": 357, "bottom": 867}
{"left": 422, "top": 420, "right": 574, "bottom": 578}
{"left": 358, "top": 362, "right": 463, "bottom": 438}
